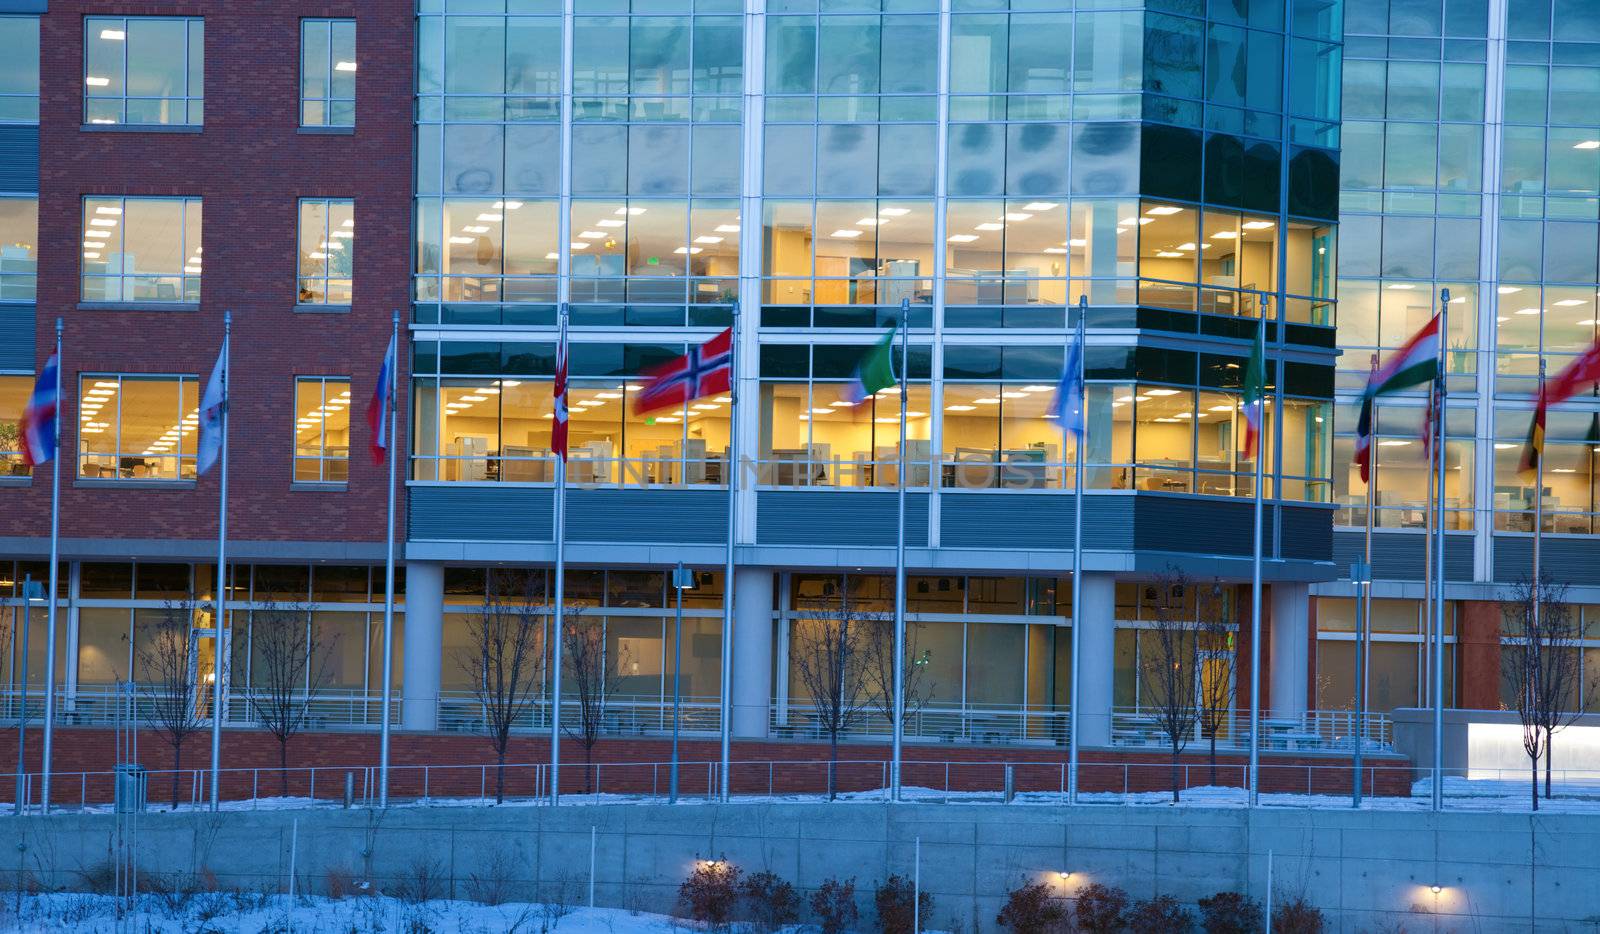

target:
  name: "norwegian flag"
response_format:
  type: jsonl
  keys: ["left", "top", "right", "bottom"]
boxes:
{"left": 553, "top": 311, "right": 569, "bottom": 461}
{"left": 633, "top": 328, "right": 733, "bottom": 416}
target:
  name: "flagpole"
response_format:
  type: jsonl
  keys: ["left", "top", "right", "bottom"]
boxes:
{"left": 890, "top": 297, "right": 910, "bottom": 802}
{"left": 1422, "top": 376, "right": 1435, "bottom": 723}
{"left": 717, "top": 305, "right": 739, "bottom": 803}
{"left": 550, "top": 302, "right": 569, "bottom": 805}
{"left": 39, "top": 318, "right": 62, "bottom": 814}
{"left": 1247, "top": 298, "right": 1268, "bottom": 807}
{"left": 210, "top": 311, "right": 231, "bottom": 812}
{"left": 1431, "top": 289, "right": 1449, "bottom": 811}
{"left": 379, "top": 311, "right": 399, "bottom": 807}
{"left": 1355, "top": 352, "right": 1378, "bottom": 808}
{"left": 1068, "top": 295, "right": 1086, "bottom": 804}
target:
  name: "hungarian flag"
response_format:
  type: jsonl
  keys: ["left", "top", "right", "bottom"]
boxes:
{"left": 19, "top": 353, "right": 59, "bottom": 467}
{"left": 633, "top": 328, "right": 732, "bottom": 416}
{"left": 847, "top": 324, "right": 897, "bottom": 404}
{"left": 1354, "top": 314, "right": 1440, "bottom": 482}
{"left": 553, "top": 313, "right": 569, "bottom": 461}
{"left": 1241, "top": 324, "right": 1266, "bottom": 459}
{"left": 1520, "top": 338, "right": 1600, "bottom": 474}
{"left": 366, "top": 333, "right": 396, "bottom": 465}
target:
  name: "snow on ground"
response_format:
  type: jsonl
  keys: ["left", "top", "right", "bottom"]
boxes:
{"left": 4, "top": 893, "right": 707, "bottom": 933}
{"left": 27, "top": 776, "right": 1600, "bottom": 816}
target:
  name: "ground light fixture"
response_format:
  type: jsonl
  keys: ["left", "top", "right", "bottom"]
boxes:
{"left": 1430, "top": 884, "right": 1442, "bottom": 894}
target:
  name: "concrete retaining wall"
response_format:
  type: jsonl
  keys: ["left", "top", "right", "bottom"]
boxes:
{"left": 5, "top": 801, "right": 1592, "bottom": 932}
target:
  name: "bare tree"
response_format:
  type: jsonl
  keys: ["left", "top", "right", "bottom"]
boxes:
{"left": 862, "top": 618, "right": 935, "bottom": 738}
{"left": 458, "top": 569, "right": 548, "bottom": 803}
{"left": 1193, "top": 581, "right": 1237, "bottom": 786}
{"left": 791, "top": 594, "right": 875, "bottom": 799}
{"left": 1137, "top": 569, "right": 1203, "bottom": 803}
{"left": 245, "top": 593, "right": 333, "bottom": 797}
{"left": 1501, "top": 574, "right": 1588, "bottom": 808}
{"left": 560, "top": 611, "right": 618, "bottom": 795}
{"left": 134, "top": 596, "right": 204, "bottom": 810}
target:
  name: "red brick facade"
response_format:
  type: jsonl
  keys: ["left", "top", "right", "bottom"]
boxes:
{"left": 18, "top": 2, "right": 413, "bottom": 558}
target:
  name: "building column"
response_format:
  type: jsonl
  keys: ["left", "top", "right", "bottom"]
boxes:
{"left": 1077, "top": 572, "right": 1116, "bottom": 746}
{"left": 401, "top": 561, "right": 444, "bottom": 731}
{"left": 1269, "top": 582, "right": 1310, "bottom": 720}
{"left": 730, "top": 567, "right": 774, "bottom": 739}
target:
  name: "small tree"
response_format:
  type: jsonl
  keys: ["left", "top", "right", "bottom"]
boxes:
{"left": 1501, "top": 573, "right": 1587, "bottom": 808}
{"left": 134, "top": 596, "right": 205, "bottom": 810}
{"left": 862, "top": 617, "right": 936, "bottom": 737}
{"left": 791, "top": 593, "right": 875, "bottom": 799}
{"left": 561, "top": 611, "right": 620, "bottom": 795}
{"left": 1073, "top": 882, "right": 1129, "bottom": 934}
{"left": 1193, "top": 581, "right": 1237, "bottom": 786}
{"left": 458, "top": 569, "right": 548, "bottom": 803}
{"left": 1139, "top": 569, "right": 1204, "bottom": 802}
{"left": 245, "top": 593, "right": 333, "bottom": 797}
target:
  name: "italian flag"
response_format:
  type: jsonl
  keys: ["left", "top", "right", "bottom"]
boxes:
{"left": 1242, "top": 325, "right": 1266, "bottom": 459}
{"left": 847, "top": 324, "right": 898, "bottom": 404}
{"left": 1354, "top": 314, "right": 1440, "bottom": 482}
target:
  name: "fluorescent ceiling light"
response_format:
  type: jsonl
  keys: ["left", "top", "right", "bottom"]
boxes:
{"left": 1386, "top": 283, "right": 1416, "bottom": 290}
{"left": 693, "top": 236, "right": 723, "bottom": 244}
{"left": 1515, "top": 308, "right": 1541, "bottom": 315}
{"left": 83, "top": 252, "right": 101, "bottom": 259}
{"left": 460, "top": 395, "right": 487, "bottom": 402}
{"left": 462, "top": 226, "right": 489, "bottom": 234}
{"left": 493, "top": 201, "right": 524, "bottom": 210}
{"left": 1242, "top": 220, "right": 1275, "bottom": 230}
{"left": 474, "top": 213, "right": 503, "bottom": 222}
{"left": 714, "top": 224, "right": 740, "bottom": 232}
{"left": 335, "top": 61, "right": 357, "bottom": 72}
{"left": 1156, "top": 251, "right": 1185, "bottom": 258}
{"left": 1068, "top": 239, "right": 1086, "bottom": 247}
{"left": 89, "top": 219, "right": 117, "bottom": 227}
{"left": 544, "top": 252, "right": 560, "bottom": 260}
{"left": 947, "top": 234, "right": 978, "bottom": 243}
{"left": 945, "top": 404, "right": 976, "bottom": 412}
{"left": 100, "top": 29, "right": 125, "bottom": 40}
{"left": 674, "top": 246, "right": 703, "bottom": 254}
{"left": 1576, "top": 140, "right": 1600, "bottom": 150}
{"left": 1176, "top": 242, "right": 1197, "bottom": 251}
{"left": 596, "top": 219, "right": 624, "bottom": 228}
{"left": 975, "top": 223, "right": 1004, "bottom": 231}
{"left": 1021, "top": 386, "right": 1053, "bottom": 393}
{"left": 1554, "top": 299, "right": 1586, "bottom": 306}
{"left": 974, "top": 397, "right": 1001, "bottom": 405}
{"left": 856, "top": 218, "right": 880, "bottom": 226}
{"left": 829, "top": 229, "right": 863, "bottom": 238}
{"left": 1378, "top": 440, "right": 1411, "bottom": 447}
{"left": 1146, "top": 206, "right": 1182, "bottom": 216}
{"left": 878, "top": 208, "right": 910, "bottom": 217}
{"left": 578, "top": 230, "right": 605, "bottom": 238}
{"left": 447, "top": 237, "right": 473, "bottom": 245}
{"left": 1003, "top": 213, "right": 1033, "bottom": 221}
{"left": 1211, "top": 231, "right": 1238, "bottom": 240}
{"left": 615, "top": 207, "right": 647, "bottom": 216}
{"left": 1044, "top": 247, "right": 1068, "bottom": 254}
{"left": 1023, "top": 202, "right": 1058, "bottom": 211}
{"left": 1497, "top": 285, "right": 1522, "bottom": 294}
{"left": 1144, "top": 388, "right": 1181, "bottom": 396}
{"left": 95, "top": 206, "right": 122, "bottom": 216}
{"left": 569, "top": 242, "right": 588, "bottom": 249}
{"left": 596, "top": 392, "right": 623, "bottom": 400}
{"left": 184, "top": 266, "right": 201, "bottom": 274}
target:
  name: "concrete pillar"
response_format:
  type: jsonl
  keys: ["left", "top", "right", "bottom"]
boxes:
{"left": 730, "top": 567, "right": 775, "bottom": 739}
{"left": 1270, "top": 581, "right": 1310, "bottom": 720}
{"left": 401, "top": 561, "right": 444, "bottom": 731}
{"left": 1077, "top": 572, "right": 1116, "bottom": 746}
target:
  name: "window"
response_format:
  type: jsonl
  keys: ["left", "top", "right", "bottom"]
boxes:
{"left": 0, "top": 16, "right": 39, "bottom": 124}
{"left": 84, "top": 17, "right": 203, "bottom": 126}
{"left": 297, "top": 199, "right": 354, "bottom": 305}
{"left": 78, "top": 375, "right": 200, "bottom": 481}
{"left": 294, "top": 377, "right": 351, "bottom": 483}
{"left": 0, "top": 375, "right": 28, "bottom": 475}
{"left": 81, "top": 197, "right": 202, "bottom": 304}
{"left": 301, "top": 19, "right": 356, "bottom": 128}
{"left": 0, "top": 197, "right": 37, "bottom": 300}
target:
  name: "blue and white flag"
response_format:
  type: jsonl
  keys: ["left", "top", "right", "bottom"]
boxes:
{"left": 1050, "top": 323, "right": 1085, "bottom": 440}
{"left": 197, "top": 339, "right": 228, "bottom": 475}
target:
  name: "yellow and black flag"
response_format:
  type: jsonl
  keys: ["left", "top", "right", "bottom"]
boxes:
{"left": 1520, "top": 384, "right": 1546, "bottom": 478}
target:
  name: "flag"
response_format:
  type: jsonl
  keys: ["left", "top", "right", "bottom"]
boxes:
{"left": 1354, "top": 314, "right": 1440, "bottom": 483}
{"left": 1542, "top": 338, "right": 1600, "bottom": 408}
{"left": 1050, "top": 323, "right": 1085, "bottom": 439}
{"left": 1242, "top": 325, "right": 1266, "bottom": 459}
{"left": 634, "top": 328, "right": 733, "bottom": 416}
{"left": 1521, "top": 383, "right": 1546, "bottom": 477}
{"left": 553, "top": 313, "right": 569, "bottom": 461}
{"left": 1421, "top": 378, "right": 1441, "bottom": 461}
{"left": 197, "top": 341, "right": 227, "bottom": 476}
{"left": 367, "top": 333, "right": 396, "bottom": 465}
{"left": 19, "top": 353, "right": 58, "bottom": 467}
{"left": 847, "top": 325, "right": 898, "bottom": 404}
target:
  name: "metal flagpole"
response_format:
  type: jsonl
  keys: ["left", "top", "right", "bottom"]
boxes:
{"left": 1068, "top": 295, "right": 1086, "bottom": 804}
{"left": 551, "top": 302, "right": 569, "bottom": 805}
{"left": 890, "top": 298, "right": 910, "bottom": 801}
{"left": 39, "top": 318, "right": 62, "bottom": 814}
{"left": 210, "top": 312, "right": 231, "bottom": 812}
{"left": 1422, "top": 382, "right": 1435, "bottom": 729}
{"left": 379, "top": 312, "right": 399, "bottom": 807}
{"left": 1247, "top": 299, "right": 1268, "bottom": 807}
{"left": 1355, "top": 355, "right": 1378, "bottom": 808}
{"left": 1431, "top": 289, "right": 1450, "bottom": 811}
{"left": 717, "top": 307, "right": 739, "bottom": 802}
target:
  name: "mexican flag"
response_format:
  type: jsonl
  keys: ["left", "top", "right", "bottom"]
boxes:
{"left": 1242, "top": 324, "right": 1266, "bottom": 459}
{"left": 847, "top": 324, "right": 898, "bottom": 404}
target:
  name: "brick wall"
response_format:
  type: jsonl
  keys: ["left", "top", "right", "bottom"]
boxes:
{"left": 14, "top": 1, "right": 413, "bottom": 555}
{"left": 1458, "top": 600, "right": 1504, "bottom": 710}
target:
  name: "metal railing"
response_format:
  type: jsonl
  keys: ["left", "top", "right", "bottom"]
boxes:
{"left": 12, "top": 757, "right": 1600, "bottom": 815}
{"left": 771, "top": 703, "right": 1071, "bottom": 745}
{"left": 435, "top": 692, "right": 723, "bottom": 736}
{"left": 1109, "top": 707, "right": 1394, "bottom": 752}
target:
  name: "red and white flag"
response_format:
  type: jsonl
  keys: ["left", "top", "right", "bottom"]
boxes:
{"left": 553, "top": 312, "right": 569, "bottom": 461}
{"left": 633, "top": 328, "right": 733, "bottom": 416}
{"left": 366, "top": 333, "right": 396, "bottom": 465}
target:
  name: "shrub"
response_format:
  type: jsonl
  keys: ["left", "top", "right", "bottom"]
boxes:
{"left": 875, "top": 874, "right": 933, "bottom": 934}
{"left": 1127, "top": 895, "right": 1197, "bottom": 934}
{"left": 1074, "top": 883, "right": 1130, "bottom": 934}
{"left": 1197, "top": 891, "right": 1263, "bottom": 934}
{"left": 678, "top": 859, "right": 742, "bottom": 925}
{"left": 1272, "top": 896, "right": 1326, "bottom": 934}
{"left": 995, "top": 881, "right": 1066, "bottom": 934}
{"left": 811, "top": 877, "right": 859, "bottom": 934}
{"left": 739, "top": 870, "right": 800, "bottom": 931}
{"left": 324, "top": 866, "right": 358, "bottom": 900}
